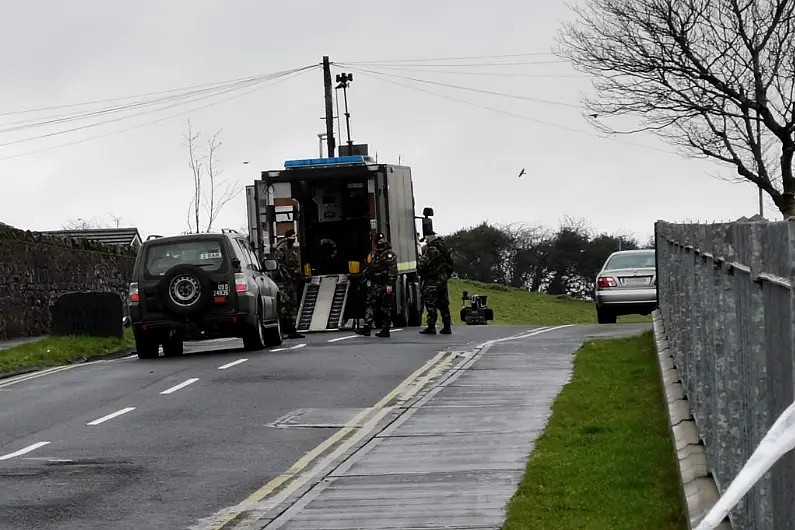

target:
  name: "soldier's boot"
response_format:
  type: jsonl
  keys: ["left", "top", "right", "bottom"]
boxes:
{"left": 356, "top": 326, "right": 372, "bottom": 337}
{"left": 439, "top": 322, "right": 452, "bottom": 335}
{"left": 284, "top": 321, "right": 304, "bottom": 339}
{"left": 375, "top": 326, "right": 390, "bottom": 338}
{"left": 419, "top": 326, "right": 436, "bottom": 335}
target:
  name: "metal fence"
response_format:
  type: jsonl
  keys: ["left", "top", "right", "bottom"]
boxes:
{"left": 655, "top": 220, "right": 795, "bottom": 530}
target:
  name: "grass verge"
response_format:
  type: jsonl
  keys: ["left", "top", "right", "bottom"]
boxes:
{"left": 0, "top": 328, "right": 134, "bottom": 375}
{"left": 502, "top": 331, "right": 686, "bottom": 530}
{"left": 448, "top": 279, "right": 651, "bottom": 325}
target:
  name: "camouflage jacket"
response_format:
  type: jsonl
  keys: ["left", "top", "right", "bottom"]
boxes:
{"left": 273, "top": 240, "right": 301, "bottom": 284}
{"left": 418, "top": 237, "right": 453, "bottom": 281}
{"left": 367, "top": 245, "right": 399, "bottom": 285}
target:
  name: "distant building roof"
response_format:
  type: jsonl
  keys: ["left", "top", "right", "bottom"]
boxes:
{"left": 42, "top": 228, "right": 142, "bottom": 248}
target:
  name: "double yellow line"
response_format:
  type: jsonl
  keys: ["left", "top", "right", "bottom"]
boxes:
{"left": 202, "top": 349, "right": 460, "bottom": 530}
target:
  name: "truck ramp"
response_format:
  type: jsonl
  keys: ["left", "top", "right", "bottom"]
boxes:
{"left": 296, "top": 275, "right": 350, "bottom": 332}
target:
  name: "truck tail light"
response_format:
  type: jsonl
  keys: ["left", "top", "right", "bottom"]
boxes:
{"left": 235, "top": 273, "right": 247, "bottom": 292}
{"left": 597, "top": 277, "right": 617, "bottom": 289}
{"left": 129, "top": 282, "right": 140, "bottom": 302}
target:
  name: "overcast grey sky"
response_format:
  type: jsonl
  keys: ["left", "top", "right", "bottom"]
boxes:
{"left": 0, "top": 0, "right": 772, "bottom": 243}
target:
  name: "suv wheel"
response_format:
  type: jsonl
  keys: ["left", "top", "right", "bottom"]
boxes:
{"left": 162, "top": 337, "right": 184, "bottom": 357}
{"left": 243, "top": 305, "right": 266, "bottom": 351}
{"left": 262, "top": 302, "right": 283, "bottom": 347}
{"left": 135, "top": 331, "right": 159, "bottom": 359}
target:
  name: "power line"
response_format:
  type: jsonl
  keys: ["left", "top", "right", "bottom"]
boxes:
{"left": 0, "top": 65, "right": 318, "bottom": 149}
{"left": 350, "top": 68, "right": 678, "bottom": 156}
{"left": 0, "top": 67, "right": 320, "bottom": 117}
{"left": 339, "top": 65, "right": 583, "bottom": 109}
{"left": 0, "top": 67, "right": 316, "bottom": 161}
{"left": 0, "top": 75, "right": 283, "bottom": 134}
{"left": 0, "top": 66, "right": 314, "bottom": 134}
{"left": 344, "top": 60, "right": 570, "bottom": 68}
{"left": 341, "top": 52, "right": 558, "bottom": 64}
{"left": 331, "top": 63, "right": 585, "bottom": 79}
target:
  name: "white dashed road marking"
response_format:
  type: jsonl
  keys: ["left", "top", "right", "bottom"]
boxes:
{"left": 289, "top": 343, "right": 306, "bottom": 350}
{"left": 161, "top": 378, "right": 200, "bottom": 395}
{"left": 87, "top": 407, "right": 136, "bottom": 426}
{"left": 218, "top": 359, "right": 248, "bottom": 370}
{"left": 328, "top": 335, "right": 357, "bottom": 343}
{"left": 0, "top": 441, "right": 50, "bottom": 461}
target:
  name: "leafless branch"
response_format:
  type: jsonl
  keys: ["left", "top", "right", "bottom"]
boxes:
{"left": 558, "top": 0, "right": 795, "bottom": 216}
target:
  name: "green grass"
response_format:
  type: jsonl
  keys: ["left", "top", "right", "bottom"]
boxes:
{"left": 449, "top": 279, "right": 651, "bottom": 326}
{"left": 502, "top": 331, "right": 686, "bottom": 530}
{"left": 0, "top": 328, "right": 134, "bottom": 375}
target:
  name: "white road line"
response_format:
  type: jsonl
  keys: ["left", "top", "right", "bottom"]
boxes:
{"left": 270, "top": 347, "right": 287, "bottom": 352}
{"left": 0, "top": 441, "right": 50, "bottom": 461}
{"left": 218, "top": 359, "right": 248, "bottom": 370}
{"left": 392, "top": 328, "right": 404, "bottom": 332}
{"left": 328, "top": 335, "right": 357, "bottom": 343}
{"left": 160, "top": 378, "right": 200, "bottom": 395}
{"left": 289, "top": 343, "right": 307, "bottom": 350}
{"left": 86, "top": 407, "right": 136, "bottom": 426}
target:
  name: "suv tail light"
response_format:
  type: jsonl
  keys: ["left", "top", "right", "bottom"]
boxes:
{"left": 597, "top": 277, "right": 617, "bottom": 289}
{"left": 129, "top": 282, "right": 140, "bottom": 302}
{"left": 235, "top": 273, "right": 247, "bottom": 292}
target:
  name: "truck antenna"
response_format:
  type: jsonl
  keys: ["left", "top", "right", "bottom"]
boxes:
{"left": 322, "top": 56, "right": 336, "bottom": 158}
{"left": 336, "top": 72, "right": 354, "bottom": 153}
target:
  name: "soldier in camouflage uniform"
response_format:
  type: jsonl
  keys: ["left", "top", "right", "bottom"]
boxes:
{"left": 272, "top": 229, "right": 304, "bottom": 339}
{"left": 418, "top": 230, "right": 453, "bottom": 335}
{"left": 356, "top": 233, "right": 398, "bottom": 338}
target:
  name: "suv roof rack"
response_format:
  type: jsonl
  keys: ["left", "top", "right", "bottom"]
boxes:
{"left": 146, "top": 235, "right": 163, "bottom": 241}
{"left": 221, "top": 228, "right": 242, "bottom": 235}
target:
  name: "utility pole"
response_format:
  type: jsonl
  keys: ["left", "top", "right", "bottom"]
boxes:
{"left": 759, "top": 186, "right": 764, "bottom": 217}
{"left": 322, "top": 56, "right": 336, "bottom": 158}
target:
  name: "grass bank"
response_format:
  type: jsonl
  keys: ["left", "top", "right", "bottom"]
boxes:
{"left": 502, "top": 331, "right": 686, "bottom": 530}
{"left": 448, "top": 279, "right": 651, "bottom": 325}
{"left": 0, "top": 329, "right": 134, "bottom": 375}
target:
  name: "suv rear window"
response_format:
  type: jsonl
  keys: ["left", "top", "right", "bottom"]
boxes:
{"left": 604, "top": 252, "right": 656, "bottom": 270}
{"left": 145, "top": 239, "right": 227, "bottom": 276}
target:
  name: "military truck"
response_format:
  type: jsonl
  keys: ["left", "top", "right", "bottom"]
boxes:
{"left": 245, "top": 153, "right": 435, "bottom": 333}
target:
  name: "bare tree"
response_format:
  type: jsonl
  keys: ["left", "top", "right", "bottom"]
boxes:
{"left": 183, "top": 121, "right": 242, "bottom": 233}
{"left": 558, "top": 0, "right": 795, "bottom": 217}
{"left": 63, "top": 213, "right": 127, "bottom": 230}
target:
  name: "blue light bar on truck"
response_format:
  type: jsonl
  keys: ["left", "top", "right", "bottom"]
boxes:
{"left": 284, "top": 156, "right": 366, "bottom": 168}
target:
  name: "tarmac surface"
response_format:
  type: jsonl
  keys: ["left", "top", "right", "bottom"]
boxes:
{"left": 0, "top": 323, "right": 650, "bottom": 530}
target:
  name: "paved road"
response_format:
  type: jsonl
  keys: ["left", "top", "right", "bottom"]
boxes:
{"left": 0, "top": 325, "right": 528, "bottom": 530}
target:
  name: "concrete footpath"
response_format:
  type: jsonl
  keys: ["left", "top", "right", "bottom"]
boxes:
{"left": 0, "top": 336, "right": 45, "bottom": 352}
{"left": 242, "top": 323, "right": 650, "bottom": 530}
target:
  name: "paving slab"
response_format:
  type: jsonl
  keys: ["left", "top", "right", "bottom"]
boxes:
{"left": 271, "top": 471, "right": 522, "bottom": 530}
{"left": 330, "top": 432, "right": 536, "bottom": 476}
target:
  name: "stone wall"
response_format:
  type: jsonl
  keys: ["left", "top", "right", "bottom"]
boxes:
{"left": 0, "top": 224, "right": 137, "bottom": 340}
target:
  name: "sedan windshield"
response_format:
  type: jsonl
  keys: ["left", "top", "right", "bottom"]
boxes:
{"left": 604, "top": 252, "right": 655, "bottom": 270}
{"left": 145, "top": 239, "right": 226, "bottom": 276}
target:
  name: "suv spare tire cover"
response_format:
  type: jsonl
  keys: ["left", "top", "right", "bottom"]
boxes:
{"left": 158, "top": 264, "right": 213, "bottom": 317}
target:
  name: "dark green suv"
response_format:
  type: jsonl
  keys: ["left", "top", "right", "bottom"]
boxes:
{"left": 128, "top": 230, "right": 282, "bottom": 359}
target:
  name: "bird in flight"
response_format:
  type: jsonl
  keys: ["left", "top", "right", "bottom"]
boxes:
{"left": 517, "top": 168, "right": 526, "bottom": 178}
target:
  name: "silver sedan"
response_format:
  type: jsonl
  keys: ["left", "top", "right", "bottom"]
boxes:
{"left": 594, "top": 249, "right": 657, "bottom": 324}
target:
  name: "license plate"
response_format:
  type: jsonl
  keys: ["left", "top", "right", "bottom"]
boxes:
{"left": 623, "top": 277, "right": 650, "bottom": 286}
{"left": 213, "top": 282, "right": 231, "bottom": 297}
